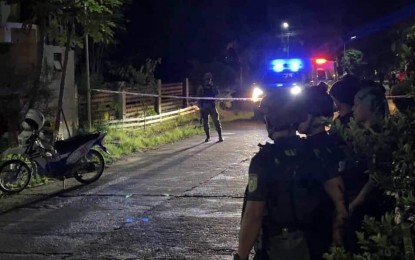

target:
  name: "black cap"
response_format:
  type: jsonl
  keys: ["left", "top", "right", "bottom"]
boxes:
{"left": 329, "top": 75, "right": 360, "bottom": 106}
{"left": 303, "top": 86, "right": 333, "bottom": 117}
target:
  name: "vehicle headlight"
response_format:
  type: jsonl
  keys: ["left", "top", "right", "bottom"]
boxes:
{"left": 290, "top": 86, "right": 302, "bottom": 95}
{"left": 252, "top": 86, "right": 264, "bottom": 102}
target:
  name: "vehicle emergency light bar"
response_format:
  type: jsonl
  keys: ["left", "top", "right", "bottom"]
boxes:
{"left": 315, "top": 58, "right": 327, "bottom": 65}
{"left": 270, "top": 59, "right": 304, "bottom": 72}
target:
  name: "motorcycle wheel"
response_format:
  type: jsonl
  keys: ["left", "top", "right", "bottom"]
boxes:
{"left": 9, "top": 154, "right": 38, "bottom": 176}
{"left": 0, "top": 160, "right": 32, "bottom": 194}
{"left": 74, "top": 150, "right": 105, "bottom": 184}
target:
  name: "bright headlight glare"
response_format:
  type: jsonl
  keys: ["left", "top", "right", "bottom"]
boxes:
{"left": 290, "top": 86, "right": 302, "bottom": 95}
{"left": 252, "top": 87, "right": 264, "bottom": 102}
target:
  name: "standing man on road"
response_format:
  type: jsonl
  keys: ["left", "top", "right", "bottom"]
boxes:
{"left": 197, "top": 72, "right": 223, "bottom": 142}
{"left": 235, "top": 88, "right": 347, "bottom": 260}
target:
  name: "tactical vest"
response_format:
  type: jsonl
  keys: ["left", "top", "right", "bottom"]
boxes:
{"left": 253, "top": 139, "right": 325, "bottom": 235}
{"left": 199, "top": 86, "right": 217, "bottom": 108}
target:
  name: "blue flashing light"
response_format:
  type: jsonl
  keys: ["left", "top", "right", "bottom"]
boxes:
{"left": 270, "top": 59, "right": 304, "bottom": 73}
{"left": 271, "top": 59, "right": 285, "bottom": 72}
{"left": 289, "top": 59, "right": 302, "bottom": 72}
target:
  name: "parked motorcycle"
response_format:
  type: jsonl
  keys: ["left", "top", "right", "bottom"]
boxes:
{"left": 0, "top": 109, "right": 109, "bottom": 194}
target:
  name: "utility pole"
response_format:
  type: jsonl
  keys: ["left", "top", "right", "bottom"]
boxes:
{"left": 281, "top": 22, "right": 289, "bottom": 58}
{"left": 85, "top": 4, "right": 91, "bottom": 130}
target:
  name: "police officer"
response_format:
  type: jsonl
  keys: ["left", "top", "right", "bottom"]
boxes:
{"left": 197, "top": 72, "right": 223, "bottom": 142}
{"left": 329, "top": 75, "right": 361, "bottom": 126}
{"left": 331, "top": 84, "right": 391, "bottom": 253}
{"left": 235, "top": 88, "right": 346, "bottom": 260}
{"left": 349, "top": 86, "right": 392, "bottom": 222}
{"left": 300, "top": 86, "right": 348, "bottom": 259}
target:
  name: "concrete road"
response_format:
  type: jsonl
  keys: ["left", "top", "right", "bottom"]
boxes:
{"left": 0, "top": 120, "right": 268, "bottom": 260}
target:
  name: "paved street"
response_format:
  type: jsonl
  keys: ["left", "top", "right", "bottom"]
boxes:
{"left": 0, "top": 120, "right": 267, "bottom": 260}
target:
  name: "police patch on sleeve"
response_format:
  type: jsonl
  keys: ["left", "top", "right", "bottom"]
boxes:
{"left": 338, "top": 160, "right": 346, "bottom": 173}
{"left": 248, "top": 174, "right": 258, "bottom": 192}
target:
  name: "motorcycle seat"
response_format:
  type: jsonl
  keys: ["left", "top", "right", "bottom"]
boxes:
{"left": 55, "top": 133, "right": 101, "bottom": 154}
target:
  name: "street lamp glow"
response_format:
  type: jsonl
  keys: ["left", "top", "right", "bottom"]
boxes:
{"left": 350, "top": 36, "right": 357, "bottom": 40}
{"left": 282, "top": 22, "right": 289, "bottom": 29}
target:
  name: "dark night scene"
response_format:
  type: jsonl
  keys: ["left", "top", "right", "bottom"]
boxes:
{"left": 0, "top": 0, "right": 415, "bottom": 259}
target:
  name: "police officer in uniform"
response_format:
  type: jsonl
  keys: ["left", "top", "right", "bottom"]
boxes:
{"left": 234, "top": 88, "right": 347, "bottom": 260}
{"left": 329, "top": 75, "right": 361, "bottom": 127}
{"left": 300, "top": 86, "right": 348, "bottom": 259}
{"left": 346, "top": 86, "right": 393, "bottom": 253}
{"left": 197, "top": 72, "right": 223, "bottom": 142}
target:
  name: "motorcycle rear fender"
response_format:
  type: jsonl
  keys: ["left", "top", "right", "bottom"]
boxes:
{"left": 94, "top": 132, "right": 110, "bottom": 155}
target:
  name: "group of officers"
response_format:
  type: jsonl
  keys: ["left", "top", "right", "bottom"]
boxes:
{"left": 232, "top": 75, "right": 391, "bottom": 260}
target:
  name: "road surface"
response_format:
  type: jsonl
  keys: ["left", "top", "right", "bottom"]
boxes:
{"left": 0, "top": 120, "right": 267, "bottom": 260}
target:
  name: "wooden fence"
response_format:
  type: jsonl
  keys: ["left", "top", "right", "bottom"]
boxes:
{"left": 78, "top": 79, "right": 192, "bottom": 125}
{"left": 106, "top": 106, "right": 198, "bottom": 129}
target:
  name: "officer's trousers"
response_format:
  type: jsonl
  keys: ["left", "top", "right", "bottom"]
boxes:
{"left": 254, "top": 231, "right": 310, "bottom": 260}
{"left": 200, "top": 106, "right": 222, "bottom": 137}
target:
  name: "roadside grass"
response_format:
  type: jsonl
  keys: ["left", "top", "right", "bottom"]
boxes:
{"left": 102, "top": 108, "right": 254, "bottom": 162}
{"left": 101, "top": 113, "right": 204, "bottom": 161}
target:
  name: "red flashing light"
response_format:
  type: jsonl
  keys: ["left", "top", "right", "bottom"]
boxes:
{"left": 315, "top": 58, "right": 327, "bottom": 65}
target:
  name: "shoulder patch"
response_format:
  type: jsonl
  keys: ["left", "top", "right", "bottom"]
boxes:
{"left": 338, "top": 161, "right": 346, "bottom": 172}
{"left": 313, "top": 149, "right": 321, "bottom": 158}
{"left": 284, "top": 149, "right": 297, "bottom": 156}
{"left": 248, "top": 174, "right": 258, "bottom": 192}
{"left": 274, "top": 158, "right": 280, "bottom": 165}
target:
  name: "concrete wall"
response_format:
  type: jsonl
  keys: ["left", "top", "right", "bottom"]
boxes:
{"left": 44, "top": 45, "right": 78, "bottom": 139}
{"left": 0, "top": 2, "right": 78, "bottom": 140}
{"left": 0, "top": 1, "right": 20, "bottom": 24}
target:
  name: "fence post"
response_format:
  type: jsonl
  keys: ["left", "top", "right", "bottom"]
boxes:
{"left": 184, "top": 78, "right": 190, "bottom": 108}
{"left": 118, "top": 91, "right": 126, "bottom": 120}
{"left": 156, "top": 79, "right": 162, "bottom": 114}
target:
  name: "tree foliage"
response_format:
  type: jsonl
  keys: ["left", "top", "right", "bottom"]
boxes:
{"left": 4, "top": 0, "right": 125, "bottom": 135}
{"left": 342, "top": 49, "right": 366, "bottom": 77}
{"left": 389, "top": 24, "right": 415, "bottom": 113}
{"left": 42, "top": 0, "right": 123, "bottom": 47}
{"left": 41, "top": 0, "right": 124, "bottom": 135}
{"left": 109, "top": 58, "right": 162, "bottom": 93}
{"left": 393, "top": 24, "right": 415, "bottom": 80}
{"left": 325, "top": 111, "right": 415, "bottom": 260}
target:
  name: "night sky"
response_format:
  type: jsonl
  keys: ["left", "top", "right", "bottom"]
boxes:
{"left": 114, "top": 0, "right": 415, "bottom": 81}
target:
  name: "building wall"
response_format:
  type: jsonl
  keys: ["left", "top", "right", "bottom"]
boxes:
{"left": 0, "top": 23, "right": 37, "bottom": 87}
{"left": 0, "top": 1, "right": 78, "bottom": 139}
{"left": 44, "top": 45, "right": 78, "bottom": 139}
{"left": 0, "top": 1, "right": 20, "bottom": 23}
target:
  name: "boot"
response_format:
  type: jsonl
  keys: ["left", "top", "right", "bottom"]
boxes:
{"left": 218, "top": 129, "right": 223, "bottom": 142}
{"left": 204, "top": 127, "right": 210, "bottom": 142}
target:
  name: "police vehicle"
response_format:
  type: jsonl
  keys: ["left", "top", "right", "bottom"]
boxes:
{"left": 251, "top": 57, "right": 337, "bottom": 102}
